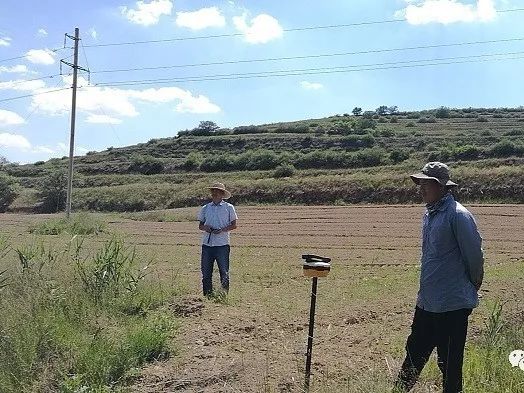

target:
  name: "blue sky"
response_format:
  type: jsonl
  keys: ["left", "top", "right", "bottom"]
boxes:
{"left": 0, "top": 0, "right": 523, "bottom": 163}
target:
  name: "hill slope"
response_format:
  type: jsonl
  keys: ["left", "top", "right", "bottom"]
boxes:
{"left": 2, "top": 107, "right": 524, "bottom": 212}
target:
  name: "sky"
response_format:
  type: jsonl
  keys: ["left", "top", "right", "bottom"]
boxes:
{"left": 0, "top": 0, "right": 523, "bottom": 163}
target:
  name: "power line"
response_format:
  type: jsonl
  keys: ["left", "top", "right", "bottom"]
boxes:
{"left": 0, "top": 74, "right": 62, "bottom": 87}
{"left": 82, "top": 7, "right": 524, "bottom": 48}
{"left": 90, "top": 36, "right": 524, "bottom": 74}
{"left": 0, "top": 87, "right": 71, "bottom": 103}
{"left": 0, "top": 47, "right": 68, "bottom": 64}
{"left": 80, "top": 40, "right": 90, "bottom": 72}
{"left": 91, "top": 50, "right": 524, "bottom": 86}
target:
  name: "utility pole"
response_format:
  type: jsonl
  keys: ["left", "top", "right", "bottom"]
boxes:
{"left": 61, "top": 28, "right": 88, "bottom": 218}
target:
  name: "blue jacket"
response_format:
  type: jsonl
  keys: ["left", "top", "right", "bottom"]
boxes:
{"left": 416, "top": 193, "right": 484, "bottom": 313}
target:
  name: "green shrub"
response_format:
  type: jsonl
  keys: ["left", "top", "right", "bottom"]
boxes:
{"left": 490, "top": 140, "right": 524, "bottom": 157}
{"left": 37, "top": 170, "right": 67, "bottom": 213}
{"left": 74, "top": 237, "right": 151, "bottom": 302}
{"left": 182, "top": 152, "right": 203, "bottom": 171}
{"left": 128, "top": 155, "right": 164, "bottom": 175}
{"left": 406, "top": 122, "right": 416, "bottom": 127}
{"left": 0, "top": 173, "right": 17, "bottom": 213}
{"left": 435, "top": 106, "right": 451, "bottom": 118}
{"left": 232, "top": 125, "right": 265, "bottom": 134}
{"left": 29, "top": 212, "right": 106, "bottom": 235}
{"left": 273, "top": 163, "right": 296, "bottom": 178}
{"left": 389, "top": 149, "right": 411, "bottom": 163}
{"left": 418, "top": 116, "right": 437, "bottom": 123}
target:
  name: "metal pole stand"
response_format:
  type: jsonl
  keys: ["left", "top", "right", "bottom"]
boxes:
{"left": 305, "top": 276, "right": 318, "bottom": 392}
{"left": 301, "top": 254, "right": 331, "bottom": 393}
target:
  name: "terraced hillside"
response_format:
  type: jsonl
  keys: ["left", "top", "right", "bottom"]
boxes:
{"left": 1, "top": 106, "right": 523, "bottom": 212}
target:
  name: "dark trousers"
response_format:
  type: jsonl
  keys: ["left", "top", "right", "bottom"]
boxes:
{"left": 394, "top": 306, "right": 472, "bottom": 393}
{"left": 201, "top": 245, "right": 230, "bottom": 296}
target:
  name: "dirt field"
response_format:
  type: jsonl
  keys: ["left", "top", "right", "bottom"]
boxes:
{"left": 1, "top": 204, "right": 523, "bottom": 392}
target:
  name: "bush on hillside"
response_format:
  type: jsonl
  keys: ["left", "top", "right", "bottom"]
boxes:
{"left": 389, "top": 149, "right": 411, "bottom": 163}
{"left": 37, "top": 170, "right": 68, "bottom": 213}
{"left": 489, "top": 140, "right": 524, "bottom": 158}
{"left": 128, "top": 155, "right": 164, "bottom": 175}
{"left": 0, "top": 173, "right": 17, "bottom": 213}
{"left": 182, "top": 152, "right": 203, "bottom": 171}
{"left": 273, "top": 163, "right": 296, "bottom": 178}
{"left": 435, "top": 106, "right": 451, "bottom": 118}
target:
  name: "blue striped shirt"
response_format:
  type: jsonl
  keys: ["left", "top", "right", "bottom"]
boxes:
{"left": 416, "top": 193, "right": 484, "bottom": 313}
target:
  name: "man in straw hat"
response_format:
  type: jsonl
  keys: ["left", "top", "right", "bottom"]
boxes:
{"left": 197, "top": 182, "right": 238, "bottom": 297}
{"left": 394, "top": 162, "right": 484, "bottom": 393}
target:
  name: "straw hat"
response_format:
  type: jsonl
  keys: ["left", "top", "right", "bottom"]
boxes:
{"left": 209, "top": 182, "right": 232, "bottom": 199}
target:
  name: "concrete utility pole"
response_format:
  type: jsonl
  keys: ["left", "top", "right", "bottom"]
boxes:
{"left": 61, "top": 28, "right": 88, "bottom": 218}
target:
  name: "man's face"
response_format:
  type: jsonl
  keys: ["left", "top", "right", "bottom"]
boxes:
{"left": 419, "top": 179, "right": 445, "bottom": 204}
{"left": 211, "top": 188, "right": 225, "bottom": 201}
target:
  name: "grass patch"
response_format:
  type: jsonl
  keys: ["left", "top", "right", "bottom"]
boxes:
{"left": 0, "top": 236, "right": 177, "bottom": 393}
{"left": 28, "top": 212, "right": 106, "bottom": 235}
{"left": 121, "top": 208, "right": 196, "bottom": 222}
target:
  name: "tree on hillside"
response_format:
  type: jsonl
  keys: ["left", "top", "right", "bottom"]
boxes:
{"left": 192, "top": 121, "right": 219, "bottom": 135}
{"left": 376, "top": 106, "right": 388, "bottom": 115}
{"left": 435, "top": 106, "right": 451, "bottom": 118}
{"left": 38, "top": 170, "right": 67, "bottom": 213}
{"left": 0, "top": 156, "right": 8, "bottom": 166}
{"left": 352, "top": 107, "right": 362, "bottom": 116}
{"left": 388, "top": 106, "right": 399, "bottom": 114}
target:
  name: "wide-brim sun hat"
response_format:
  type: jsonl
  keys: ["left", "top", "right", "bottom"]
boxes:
{"left": 410, "top": 161, "right": 458, "bottom": 188}
{"left": 209, "top": 182, "right": 232, "bottom": 199}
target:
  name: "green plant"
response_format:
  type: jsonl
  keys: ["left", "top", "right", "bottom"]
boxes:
{"left": 37, "top": 170, "right": 67, "bottom": 213}
{"left": 273, "top": 163, "right": 296, "bottom": 178}
{"left": 0, "top": 173, "right": 17, "bottom": 213}
{"left": 29, "top": 213, "right": 106, "bottom": 236}
{"left": 74, "top": 237, "right": 152, "bottom": 302}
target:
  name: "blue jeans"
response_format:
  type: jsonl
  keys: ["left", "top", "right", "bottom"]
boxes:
{"left": 201, "top": 245, "right": 230, "bottom": 296}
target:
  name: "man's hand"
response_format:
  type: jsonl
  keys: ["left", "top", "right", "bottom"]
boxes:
{"left": 212, "top": 228, "right": 222, "bottom": 234}
{"left": 203, "top": 225, "right": 212, "bottom": 233}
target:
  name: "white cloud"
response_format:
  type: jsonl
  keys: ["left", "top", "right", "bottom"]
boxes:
{"left": 0, "top": 37, "right": 11, "bottom": 47}
{"left": 29, "top": 76, "right": 221, "bottom": 118}
{"left": 37, "top": 28, "right": 48, "bottom": 37}
{"left": 129, "top": 86, "right": 221, "bottom": 113}
{"left": 300, "top": 81, "right": 323, "bottom": 90}
{"left": 121, "top": 0, "right": 173, "bottom": 26}
{"left": 176, "top": 7, "right": 226, "bottom": 30}
{"left": 0, "top": 110, "right": 25, "bottom": 126}
{"left": 0, "top": 64, "right": 30, "bottom": 74}
{"left": 86, "top": 114, "right": 123, "bottom": 124}
{"left": 396, "top": 0, "right": 497, "bottom": 25}
{"left": 89, "top": 27, "right": 98, "bottom": 40}
{"left": 0, "top": 79, "right": 47, "bottom": 91}
{"left": 175, "top": 95, "right": 221, "bottom": 114}
{"left": 233, "top": 13, "right": 283, "bottom": 44}
{"left": 32, "top": 145, "right": 55, "bottom": 154}
{"left": 25, "top": 48, "right": 56, "bottom": 65}
{"left": 0, "top": 133, "right": 31, "bottom": 150}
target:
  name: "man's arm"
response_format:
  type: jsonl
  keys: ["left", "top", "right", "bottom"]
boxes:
{"left": 199, "top": 221, "right": 212, "bottom": 233}
{"left": 214, "top": 220, "right": 237, "bottom": 233}
{"left": 454, "top": 210, "right": 484, "bottom": 290}
{"left": 197, "top": 206, "right": 211, "bottom": 232}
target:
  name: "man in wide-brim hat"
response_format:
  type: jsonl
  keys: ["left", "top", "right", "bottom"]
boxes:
{"left": 394, "top": 162, "right": 484, "bottom": 393}
{"left": 197, "top": 182, "right": 237, "bottom": 296}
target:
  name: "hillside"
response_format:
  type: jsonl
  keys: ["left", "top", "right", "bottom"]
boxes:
{"left": 1, "top": 106, "right": 524, "bottom": 212}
